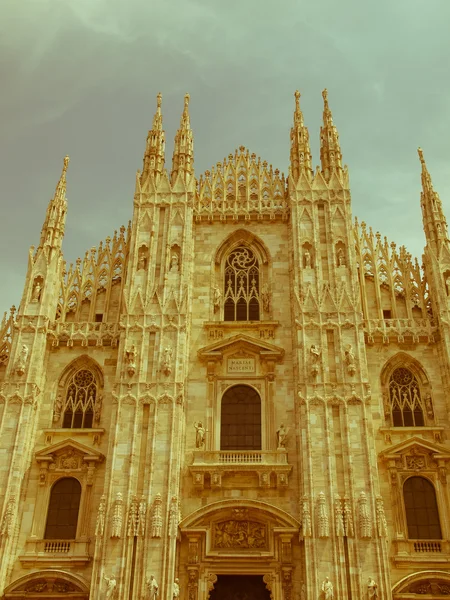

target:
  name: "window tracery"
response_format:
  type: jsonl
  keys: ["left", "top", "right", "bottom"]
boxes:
{"left": 224, "top": 247, "right": 260, "bottom": 321}
{"left": 62, "top": 369, "right": 97, "bottom": 429}
{"left": 388, "top": 367, "right": 425, "bottom": 427}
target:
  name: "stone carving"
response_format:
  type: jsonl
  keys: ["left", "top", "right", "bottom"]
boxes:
{"left": 53, "top": 394, "right": 63, "bottom": 423}
{"left": 151, "top": 493, "right": 163, "bottom": 538}
{"left": 188, "top": 570, "right": 199, "bottom": 600}
{"left": 310, "top": 344, "right": 321, "bottom": 376}
{"left": 425, "top": 392, "right": 434, "bottom": 420}
{"left": 344, "top": 344, "right": 356, "bottom": 376}
{"left": 95, "top": 494, "right": 106, "bottom": 537}
{"left": 304, "top": 248, "right": 312, "bottom": 268}
{"left": 94, "top": 394, "right": 103, "bottom": 425}
{"left": 375, "top": 496, "right": 388, "bottom": 538}
{"left": 0, "top": 495, "right": 15, "bottom": 538}
{"left": 334, "top": 494, "right": 344, "bottom": 537}
{"left": 104, "top": 575, "right": 117, "bottom": 599}
{"left": 147, "top": 575, "right": 159, "bottom": 600}
{"left": 60, "top": 449, "right": 79, "bottom": 469}
{"left": 125, "top": 346, "right": 136, "bottom": 377}
{"left": 137, "top": 247, "right": 148, "bottom": 270}
{"left": 282, "top": 570, "right": 293, "bottom": 600}
{"left": 358, "top": 491, "right": 372, "bottom": 539}
{"left": 321, "top": 578, "right": 333, "bottom": 600}
{"left": 343, "top": 496, "right": 354, "bottom": 537}
{"left": 382, "top": 392, "right": 390, "bottom": 420}
{"left": 302, "top": 495, "right": 312, "bottom": 537}
{"left": 337, "top": 248, "right": 345, "bottom": 267}
{"left": 170, "top": 254, "right": 179, "bottom": 273}
{"left": 137, "top": 495, "right": 147, "bottom": 536}
{"left": 31, "top": 279, "right": 43, "bottom": 303}
{"left": 127, "top": 495, "right": 138, "bottom": 537}
{"left": 276, "top": 423, "right": 289, "bottom": 448}
{"left": 214, "top": 520, "right": 267, "bottom": 549}
{"left": 300, "top": 582, "right": 306, "bottom": 600}
{"left": 406, "top": 454, "right": 425, "bottom": 470}
{"left": 194, "top": 421, "right": 206, "bottom": 449}
{"left": 15, "top": 344, "right": 29, "bottom": 376}
{"left": 317, "top": 491, "right": 329, "bottom": 538}
{"left": 261, "top": 282, "right": 271, "bottom": 312}
{"left": 111, "top": 492, "right": 123, "bottom": 538}
{"left": 173, "top": 579, "right": 180, "bottom": 600}
{"left": 161, "top": 346, "right": 173, "bottom": 376}
{"left": 213, "top": 286, "right": 221, "bottom": 312}
{"left": 168, "top": 495, "right": 181, "bottom": 538}
{"left": 367, "top": 578, "right": 378, "bottom": 599}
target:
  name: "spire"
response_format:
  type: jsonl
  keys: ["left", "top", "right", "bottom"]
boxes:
{"left": 320, "top": 89, "right": 343, "bottom": 181}
{"left": 38, "top": 156, "right": 69, "bottom": 253}
{"left": 142, "top": 92, "right": 166, "bottom": 182}
{"left": 418, "top": 147, "right": 448, "bottom": 250}
{"left": 290, "top": 90, "right": 313, "bottom": 182}
{"left": 171, "top": 93, "right": 194, "bottom": 185}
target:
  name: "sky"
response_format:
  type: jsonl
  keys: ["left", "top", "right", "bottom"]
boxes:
{"left": 1, "top": 0, "right": 450, "bottom": 312}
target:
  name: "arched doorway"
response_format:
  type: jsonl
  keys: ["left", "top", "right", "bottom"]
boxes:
{"left": 210, "top": 575, "right": 271, "bottom": 600}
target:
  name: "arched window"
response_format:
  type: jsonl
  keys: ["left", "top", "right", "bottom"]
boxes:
{"left": 403, "top": 477, "right": 442, "bottom": 539}
{"left": 224, "top": 247, "right": 260, "bottom": 321}
{"left": 62, "top": 369, "right": 97, "bottom": 428}
{"left": 389, "top": 367, "right": 425, "bottom": 427}
{"left": 44, "top": 477, "right": 81, "bottom": 539}
{"left": 221, "top": 385, "right": 261, "bottom": 451}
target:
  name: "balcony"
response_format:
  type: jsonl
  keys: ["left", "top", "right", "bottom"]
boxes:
{"left": 392, "top": 538, "right": 450, "bottom": 567}
{"left": 363, "top": 318, "right": 437, "bottom": 344}
{"left": 19, "top": 539, "right": 91, "bottom": 567}
{"left": 189, "top": 449, "right": 292, "bottom": 489}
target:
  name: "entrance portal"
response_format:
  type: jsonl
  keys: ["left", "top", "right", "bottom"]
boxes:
{"left": 209, "top": 575, "right": 271, "bottom": 600}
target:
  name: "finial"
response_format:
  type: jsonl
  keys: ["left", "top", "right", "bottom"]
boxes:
{"left": 322, "top": 89, "right": 329, "bottom": 106}
{"left": 157, "top": 92, "right": 162, "bottom": 108}
{"left": 63, "top": 155, "right": 69, "bottom": 173}
{"left": 418, "top": 147, "right": 425, "bottom": 165}
{"left": 295, "top": 90, "right": 300, "bottom": 109}
{"left": 184, "top": 93, "right": 190, "bottom": 109}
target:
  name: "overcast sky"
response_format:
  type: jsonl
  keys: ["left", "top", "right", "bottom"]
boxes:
{"left": 1, "top": 0, "right": 449, "bottom": 313}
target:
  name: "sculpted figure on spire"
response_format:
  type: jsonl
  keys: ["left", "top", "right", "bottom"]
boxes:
{"left": 290, "top": 90, "right": 312, "bottom": 182}
{"left": 171, "top": 93, "right": 194, "bottom": 185}
{"left": 141, "top": 92, "right": 166, "bottom": 184}
{"left": 320, "top": 89, "right": 343, "bottom": 181}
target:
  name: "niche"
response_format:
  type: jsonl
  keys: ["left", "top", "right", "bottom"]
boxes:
{"left": 31, "top": 276, "right": 44, "bottom": 303}
{"left": 169, "top": 244, "right": 181, "bottom": 274}
{"left": 443, "top": 270, "right": 450, "bottom": 296}
{"left": 137, "top": 245, "right": 149, "bottom": 270}
{"left": 302, "top": 243, "right": 313, "bottom": 269}
{"left": 335, "top": 242, "right": 346, "bottom": 267}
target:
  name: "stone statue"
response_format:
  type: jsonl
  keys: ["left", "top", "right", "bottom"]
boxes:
{"left": 321, "top": 577, "right": 333, "bottom": 600}
{"left": 304, "top": 248, "right": 312, "bottom": 268}
{"left": 151, "top": 494, "right": 162, "bottom": 538}
{"left": 170, "top": 254, "right": 179, "bottom": 273}
{"left": 446, "top": 276, "right": 450, "bottom": 295}
{"left": 137, "top": 249, "right": 147, "bottom": 270}
{"left": 162, "top": 346, "right": 173, "bottom": 376}
{"left": 367, "top": 578, "right": 378, "bottom": 599}
{"left": 53, "top": 394, "right": 63, "bottom": 423}
{"left": 213, "top": 286, "right": 222, "bottom": 312}
{"left": 310, "top": 344, "right": 321, "bottom": 363}
{"left": 344, "top": 344, "right": 356, "bottom": 375}
{"left": 103, "top": 575, "right": 117, "bottom": 599}
{"left": 31, "top": 280, "right": 42, "bottom": 303}
{"left": 15, "top": 344, "right": 29, "bottom": 376}
{"left": 194, "top": 421, "right": 206, "bottom": 449}
{"left": 95, "top": 495, "right": 106, "bottom": 537}
{"left": 337, "top": 248, "right": 345, "bottom": 267}
{"left": 261, "top": 283, "right": 270, "bottom": 312}
{"left": 276, "top": 423, "right": 288, "bottom": 448}
{"left": 125, "top": 346, "right": 136, "bottom": 377}
{"left": 173, "top": 578, "right": 180, "bottom": 600}
{"left": 147, "top": 575, "right": 159, "bottom": 600}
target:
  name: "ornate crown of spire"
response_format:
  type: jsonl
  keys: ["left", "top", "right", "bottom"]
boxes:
{"left": 418, "top": 147, "right": 448, "bottom": 248}
{"left": 141, "top": 93, "right": 166, "bottom": 183}
{"left": 290, "top": 90, "right": 312, "bottom": 182}
{"left": 171, "top": 93, "right": 194, "bottom": 185}
{"left": 320, "top": 89, "right": 343, "bottom": 181}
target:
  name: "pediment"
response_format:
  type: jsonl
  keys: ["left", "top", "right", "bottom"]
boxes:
{"left": 4, "top": 570, "right": 89, "bottom": 598}
{"left": 198, "top": 333, "right": 284, "bottom": 362}
{"left": 35, "top": 438, "right": 104, "bottom": 465}
{"left": 379, "top": 436, "right": 450, "bottom": 461}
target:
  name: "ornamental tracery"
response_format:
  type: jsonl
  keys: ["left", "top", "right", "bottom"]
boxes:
{"left": 388, "top": 367, "right": 425, "bottom": 427}
{"left": 61, "top": 368, "right": 98, "bottom": 429}
{"left": 224, "top": 247, "right": 261, "bottom": 322}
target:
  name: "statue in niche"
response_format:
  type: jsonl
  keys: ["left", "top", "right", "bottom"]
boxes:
{"left": 103, "top": 575, "right": 117, "bottom": 600}
{"left": 94, "top": 394, "right": 103, "bottom": 425}
{"left": 321, "top": 578, "right": 333, "bottom": 600}
{"left": 337, "top": 248, "right": 345, "bottom": 267}
{"left": 173, "top": 579, "right": 180, "bottom": 600}
{"left": 276, "top": 423, "right": 289, "bottom": 448}
{"left": 137, "top": 249, "right": 147, "bottom": 270}
{"left": 261, "top": 283, "right": 270, "bottom": 312}
{"left": 445, "top": 276, "right": 450, "bottom": 295}
{"left": 367, "top": 578, "right": 378, "bottom": 599}
{"left": 304, "top": 248, "right": 312, "bottom": 268}
{"left": 53, "top": 394, "right": 63, "bottom": 423}
{"left": 425, "top": 392, "right": 434, "bottom": 419}
{"left": 161, "top": 346, "right": 173, "bottom": 376}
{"left": 31, "top": 279, "right": 42, "bottom": 303}
{"left": 15, "top": 344, "right": 29, "bottom": 376}
{"left": 125, "top": 346, "right": 136, "bottom": 377}
{"left": 194, "top": 421, "right": 206, "bottom": 449}
{"left": 213, "top": 286, "right": 222, "bottom": 312}
{"left": 147, "top": 576, "right": 159, "bottom": 600}
{"left": 344, "top": 344, "right": 356, "bottom": 375}
{"left": 169, "top": 254, "right": 179, "bottom": 273}
{"left": 310, "top": 344, "right": 321, "bottom": 376}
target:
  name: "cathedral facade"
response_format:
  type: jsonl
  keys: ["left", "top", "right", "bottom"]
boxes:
{"left": 0, "top": 90, "right": 449, "bottom": 600}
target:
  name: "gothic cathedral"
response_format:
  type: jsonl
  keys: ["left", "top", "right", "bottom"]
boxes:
{"left": 0, "top": 90, "right": 449, "bottom": 600}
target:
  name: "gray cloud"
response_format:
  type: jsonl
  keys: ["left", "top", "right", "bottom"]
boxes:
{"left": 0, "top": 0, "right": 449, "bottom": 310}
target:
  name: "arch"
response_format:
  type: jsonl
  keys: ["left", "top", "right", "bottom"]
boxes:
{"left": 180, "top": 498, "right": 301, "bottom": 530}
{"left": 380, "top": 352, "right": 429, "bottom": 387}
{"left": 403, "top": 476, "right": 442, "bottom": 540}
{"left": 220, "top": 385, "right": 261, "bottom": 451}
{"left": 44, "top": 477, "right": 82, "bottom": 539}
{"left": 215, "top": 229, "right": 270, "bottom": 266}
{"left": 58, "top": 354, "right": 104, "bottom": 389}
{"left": 392, "top": 570, "right": 450, "bottom": 595}
{"left": 4, "top": 570, "right": 90, "bottom": 598}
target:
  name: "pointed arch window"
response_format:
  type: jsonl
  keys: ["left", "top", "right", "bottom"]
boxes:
{"left": 220, "top": 385, "right": 261, "bottom": 450}
{"left": 403, "top": 477, "right": 442, "bottom": 539}
{"left": 62, "top": 369, "right": 97, "bottom": 429}
{"left": 224, "top": 246, "right": 260, "bottom": 321}
{"left": 44, "top": 477, "right": 81, "bottom": 539}
{"left": 389, "top": 367, "right": 425, "bottom": 427}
